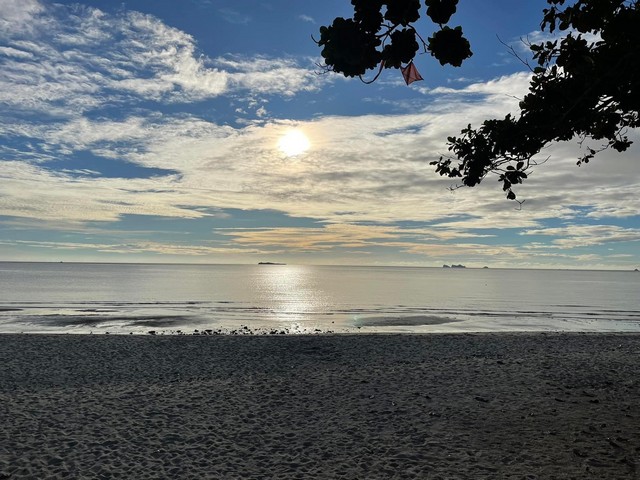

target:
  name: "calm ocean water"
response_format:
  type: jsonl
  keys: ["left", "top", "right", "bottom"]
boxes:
{"left": 0, "top": 262, "right": 639, "bottom": 334}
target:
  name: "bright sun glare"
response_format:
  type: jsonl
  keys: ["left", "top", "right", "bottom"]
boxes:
{"left": 278, "top": 130, "right": 310, "bottom": 156}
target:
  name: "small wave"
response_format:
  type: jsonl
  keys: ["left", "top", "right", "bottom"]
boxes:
{"left": 355, "top": 315, "right": 461, "bottom": 327}
{"left": 35, "top": 314, "right": 194, "bottom": 328}
{"left": 131, "top": 316, "right": 195, "bottom": 328}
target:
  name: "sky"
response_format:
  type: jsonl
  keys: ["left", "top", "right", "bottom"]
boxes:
{"left": 0, "top": 0, "right": 639, "bottom": 269}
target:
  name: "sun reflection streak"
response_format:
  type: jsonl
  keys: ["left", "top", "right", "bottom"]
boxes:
{"left": 252, "top": 265, "right": 328, "bottom": 329}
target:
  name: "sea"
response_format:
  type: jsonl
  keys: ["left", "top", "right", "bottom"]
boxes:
{"left": 1, "top": 262, "right": 639, "bottom": 335}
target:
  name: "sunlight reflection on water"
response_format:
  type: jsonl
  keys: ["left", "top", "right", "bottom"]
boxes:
{"left": 252, "top": 265, "right": 329, "bottom": 325}
{"left": 1, "top": 263, "right": 639, "bottom": 334}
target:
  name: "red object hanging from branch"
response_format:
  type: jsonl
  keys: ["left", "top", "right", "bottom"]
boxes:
{"left": 400, "top": 61, "right": 423, "bottom": 85}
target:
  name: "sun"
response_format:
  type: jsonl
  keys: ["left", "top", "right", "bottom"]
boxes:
{"left": 278, "top": 130, "right": 310, "bottom": 156}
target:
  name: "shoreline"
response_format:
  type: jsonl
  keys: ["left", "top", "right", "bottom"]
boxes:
{"left": 1, "top": 327, "right": 639, "bottom": 337}
{"left": 2, "top": 329, "right": 640, "bottom": 336}
{"left": 1, "top": 332, "right": 638, "bottom": 478}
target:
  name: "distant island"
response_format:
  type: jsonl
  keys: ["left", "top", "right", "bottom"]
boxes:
{"left": 258, "top": 262, "right": 286, "bottom": 265}
{"left": 443, "top": 264, "right": 466, "bottom": 269}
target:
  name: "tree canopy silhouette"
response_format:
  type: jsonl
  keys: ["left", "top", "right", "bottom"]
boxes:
{"left": 315, "top": 0, "right": 640, "bottom": 200}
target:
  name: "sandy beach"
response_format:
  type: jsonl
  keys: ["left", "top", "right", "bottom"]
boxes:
{"left": 1, "top": 333, "right": 638, "bottom": 479}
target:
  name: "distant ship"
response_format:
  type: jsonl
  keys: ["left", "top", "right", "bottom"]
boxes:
{"left": 443, "top": 264, "right": 466, "bottom": 268}
{"left": 258, "top": 262, "right": 286, "bottom": 265}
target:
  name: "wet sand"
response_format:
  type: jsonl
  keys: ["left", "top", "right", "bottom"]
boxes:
{"left": 1, "top": 333, "right": 638, "bottom": 479}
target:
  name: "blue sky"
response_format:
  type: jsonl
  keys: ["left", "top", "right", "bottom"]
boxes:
{"left": 1, "top": 0, "right": 639, "bottom": 269}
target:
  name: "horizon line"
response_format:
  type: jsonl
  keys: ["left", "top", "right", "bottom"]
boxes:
{"left": 0, "top": 260, "right": 637, "bottom": 273}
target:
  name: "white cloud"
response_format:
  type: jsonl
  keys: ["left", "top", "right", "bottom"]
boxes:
{"left": 3, "top": 68, "right": 638, "bottom": 239}
{"left": 0, "top": 238, "right": 262, "bottom": 256}
{"left": 521, "top": 225, "right": 640, "bottom": 248}
{"left": 0, "top": 0, "right": 45, "bottom": 35}
{"left": 0, "top": 1, "right": 326, "bottom": 115}
{"left": 508, "top": 29, "right": 603, "bottom": 65}
{"left": 426, "top": 72, "right": 531, "bottom": 100}
{"left": 0, "top": 46, "right": 34, "bottom": 59}
{"left": 0, "top": 161, "right": 203, "bottom": 223}
{"left": 215, "top": 56, "right": 324, "bottom": 96}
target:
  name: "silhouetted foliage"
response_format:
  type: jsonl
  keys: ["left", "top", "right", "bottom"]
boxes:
{"left": 315, "top": 0, "right": 471, "bottom": 80}
{"left": 316, "top": 0, "right": 640, "bottom": 200}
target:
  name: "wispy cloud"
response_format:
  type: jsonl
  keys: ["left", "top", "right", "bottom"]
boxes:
{"left": 425, "top": 72, "right": 531, "bottom": 100}
{"left": 0, "top": 46, "right": 35, "bottom": 59}
{"left": 218, "top": 8, "right": 251, "bottom": 25}
{"left": 3, "top": 69, "right": 639, "bottom": 233}
{"left": 522, "top": 225, "right": 640, "bottom": 248}
{"left": 299, "top": 14, "right": 315, "bottom": 24}
{"left": 0, "top": 0, "right": 45, "bottom": 35}
{"left": 505, "top": 29, "right": 603, "bottom": 65}
{"left": 0, "top": 238, "right": 264, "bottom": 256}
{"left": 215, "top": 55, "right": 324, "bottom": 97}
{"left": 0, "top": 0, "right": 325, "bottom": 117}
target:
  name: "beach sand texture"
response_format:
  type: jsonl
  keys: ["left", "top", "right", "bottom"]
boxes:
{"left": 1, "top": 333, "right": 638, "bottom": 479}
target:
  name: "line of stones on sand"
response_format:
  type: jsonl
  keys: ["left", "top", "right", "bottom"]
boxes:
{"left": 143, "top": 326, "right": 336, "bottom": 336}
